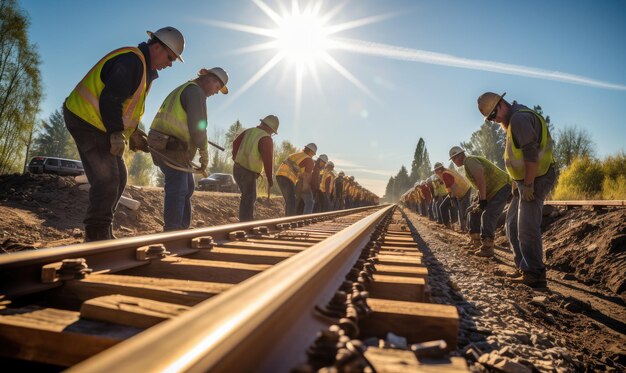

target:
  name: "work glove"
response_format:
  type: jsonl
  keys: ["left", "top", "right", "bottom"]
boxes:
{"left": 129, "top": 128, "right": 149, "bottom": 153}
{"left": 110, "top": 131, "right": 126, "bottom": 157}
{"left": 521, "top": 183, "right": 535, "bottom": 202}
{"left": 196, "top": 148, "right": 209, "bottom": 178}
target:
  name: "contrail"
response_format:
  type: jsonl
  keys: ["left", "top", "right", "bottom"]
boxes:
{"left": 332, "top": 38, "right": 626, "bottom": 91}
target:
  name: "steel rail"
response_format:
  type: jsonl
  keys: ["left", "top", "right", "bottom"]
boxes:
{"left": 69, "top": 204, "right": 395, "bottom": 373}
{"left": 0, "top": 205, "right": 383, "bottom": 299}
{"left": 545, "top": 200, "right": 626, "bottom": 207}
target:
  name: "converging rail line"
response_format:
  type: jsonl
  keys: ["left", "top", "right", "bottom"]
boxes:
{"left": 545, "top": 200, "right": 626, "bottom": 208}
{"left": 0, "top": 205, "right": 465, "bottom": 372}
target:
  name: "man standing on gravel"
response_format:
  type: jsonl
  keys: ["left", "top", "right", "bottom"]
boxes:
{"left": 149, "top": 67, "right": 229, "bottom": 231}
{"left": 449, "top": 146, "right": 512, "bottom": 257}
{"left": 477, "top": 92, "right": 556, "bottom": 288}
{"left": 276, "top": 143, "right": 316, "bottom": 216}
{"left": 64, "top": 27, "right": 185, "bottom": 241}
{"left": 231, "top": 115, "right": 279, "bottom": 222}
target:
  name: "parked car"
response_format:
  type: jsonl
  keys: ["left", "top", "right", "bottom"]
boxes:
{"left": 28, "top": 156, "right": 84, "bottom": 176}
{"left": 197, "top": 173, "right": 240, "bottom": 192}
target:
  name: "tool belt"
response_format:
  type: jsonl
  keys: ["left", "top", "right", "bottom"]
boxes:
{"left": 147, "top": 130, "right": 199, "bottom": 174}
{"left": 147, "top": 130, "right": 188, "bottom": 151}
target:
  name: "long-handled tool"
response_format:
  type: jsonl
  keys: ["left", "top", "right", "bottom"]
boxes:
{"left": 208, "top": 140, "right": 225, "bottom": 151}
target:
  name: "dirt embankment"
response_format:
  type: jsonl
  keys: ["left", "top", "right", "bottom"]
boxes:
{"left": 0, "top": 173, "right": 284, "bottom": 251}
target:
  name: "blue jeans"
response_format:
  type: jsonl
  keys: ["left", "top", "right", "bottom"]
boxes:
{"left": 454, "top": 190, "right": 472, "bottom": 231}
{"left": 277, "top": 175, "right": 296, "bottom": 216}
{"left": 64, "top": 104, "right": 126, "bottom": 234}
{"left": 480, "top": 184, "right": 511, "bottom": 239}
{"left": 301, "top": 189, "right": 314, "bottom": 214}
{"left": 506, "top": 167, "right": 556, "bottom": 274}
{"left": 438, "top": 196, "right": 452, "bottom": 225}
{"left": 233, "top": 163, "right": 258, "bottom": 222}
{"left": 160, "top": 164, "right": 195, "bottom": 231}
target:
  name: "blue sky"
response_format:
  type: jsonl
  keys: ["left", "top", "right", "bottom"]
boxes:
{"left": 21, "top": 0, "right": 626, "bottom": 196}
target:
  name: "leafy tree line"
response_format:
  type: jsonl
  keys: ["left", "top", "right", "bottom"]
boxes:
{"left": 0, "top": 0, "right": 42, "bottom": 174}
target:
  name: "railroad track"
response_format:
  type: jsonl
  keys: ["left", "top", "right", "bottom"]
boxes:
{"left": 0, "top": 206, "right": 466, "bottom": 372}
{"left": 545, "top": 200, "right": 626, "bottom": 208}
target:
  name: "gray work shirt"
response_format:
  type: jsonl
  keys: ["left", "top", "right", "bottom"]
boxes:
{"left": 180, "top": 83, "right": 209, "bottom": 156}
{"left": 507, "top": 103, "right": 543, "bottom": 163}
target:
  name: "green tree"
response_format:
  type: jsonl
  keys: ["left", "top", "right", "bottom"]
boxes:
{"left": 127, "top": 152, "right": 154, "bottom": 186}
{"left": 554, "top": 125, "right": 596, "bottom": 169}
{"left": 394, "top": 165, "right": 412, "bottom": 200}
{"left": 460, "top": 121, "right": 506, "bottom": 169}
{"left": 32, "top": 109, "right": 75, "bottom": 158}
{"left": 409, "top": 138, "right": 431, "bottom": 183}
{"left": 224, "top": 119, "right": 244, "bottom": 157}
{"left": 382, "top": 176, "right": 395, "bottom": 202}
{"left": 0, "top": 0, "right": 42, "bottom": 174}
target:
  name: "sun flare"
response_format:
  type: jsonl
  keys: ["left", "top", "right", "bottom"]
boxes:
{"left": 203, "top": 0, "right": 393, "bottom": 115}
{"left": 274, "top": 11, "right": 330, "bottom": 64}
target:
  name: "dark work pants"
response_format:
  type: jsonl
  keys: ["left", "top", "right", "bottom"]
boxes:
{"left": 507, "top": 167, "right": 556, "bottom": 275}
{"left": 277, "top": 175, "right": 296, "bottom": 216}
{"left": 64, "top": 105, "right": 126, "bottom": 237}
{"left": 233, "top": 163, "right": 258, "bottom": 222}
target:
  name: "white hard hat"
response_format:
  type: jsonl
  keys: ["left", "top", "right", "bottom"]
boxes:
{"left": 433, "top": 162, "right": 444, "bottom": 171}
{"left": 449, "top": 146, "right": 465, "bottom": 160}
{"left": 260, "top": 115, "right": 279, "bottom": 134}
{"left": 327, "top": 161, "right": 334, "bottom": 167}
{"left": 318, "top": 154, "right": 328, "bottom": 163}
{"left": 203, "top": 67, "right": 229, "bottom": 94}
{"left": 147, "top": 27, "right": 185, "bottom": 62}
{"left": 304, "top": 143, "right": 317, "bottom": 155}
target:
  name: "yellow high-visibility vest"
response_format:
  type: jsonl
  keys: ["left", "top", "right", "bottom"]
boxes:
{"left": 504, "top": 108, "right": 554, "bottom": 181}
{"left": 66, "top": 47, "right": 147, "bottom": 138}
{"left": 234, "top": 127, "right": 270, "bottom": 173}
{"left": 320, "top": 169, "right": 336, "bottom": 193}
{"left": 151, "top": 81, "right": 200, "bottom": 146}
{"left": 439, "top": 168, "right": 471, "bottom": 198}
{"left": 276, "top": 151, "right": 310, "bottom": 184}
{"left": 463, "top": 155, "right": 511, "bottom": 200}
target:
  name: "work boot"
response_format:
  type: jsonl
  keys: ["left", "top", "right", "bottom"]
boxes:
{"left": 474, "top": 238, "right": 494, "bottom": 257}
{"left": 514, "top": 271, "right": 548, "bottom": 288}
{"left": 84, "top": 225, "right": 110, "bottom": 242}
{"left": 462, "top": 233, "right": 481, "bottom": 251}
{"left": 506, "top": 268, "right": 523, "bottom": 278}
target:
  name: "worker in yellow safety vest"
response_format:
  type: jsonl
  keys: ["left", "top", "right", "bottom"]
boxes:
{"left": 231, "top": 115, "right": 279, "bottom": 221}
{"left": 434, "top": 162, "right": 472, "bottom": 231}
{"left": 149, "top": 67, "right": 229, "bottom": 231}
{"left": 64, "top": 27, "right": 185, "bottom": 241}
{"left": 449, "top": 146, "right": 512, "bottom": 257}
{"left": 477, "top": 91, "right": 556, "bottom": 288}
{"left": 319, "top": 161, "right": 336, "bottom": 212}
{"left": 276, "top": 143, "right": 316, "bottom": 216}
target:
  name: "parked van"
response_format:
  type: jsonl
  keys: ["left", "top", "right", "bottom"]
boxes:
{"left": 28, "top": 156, "right": 84, "bottom": 176}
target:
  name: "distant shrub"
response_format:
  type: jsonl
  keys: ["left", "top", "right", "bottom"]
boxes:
{"left": 601, "top": 152, "right": 626, "bottom": 199}
{"left": 552, "top": 156, "right": 603, "bottom": 200}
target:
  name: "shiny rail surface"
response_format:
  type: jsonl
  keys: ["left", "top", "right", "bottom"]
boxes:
{"left": 0, "top": 205, "right": 381, "bottom": 299}
{"left": 545, "top": 200, "right": 626, "bottom": 207}
{"left": 69, "top": 205, "right": 395, "bottom": 373}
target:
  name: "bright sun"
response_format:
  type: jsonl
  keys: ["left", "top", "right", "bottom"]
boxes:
{"left": 275, "top": 11, "right": 329, "bottom": 64}
{"left": 204, "top": 0, "right": 391, "bottom": 115}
